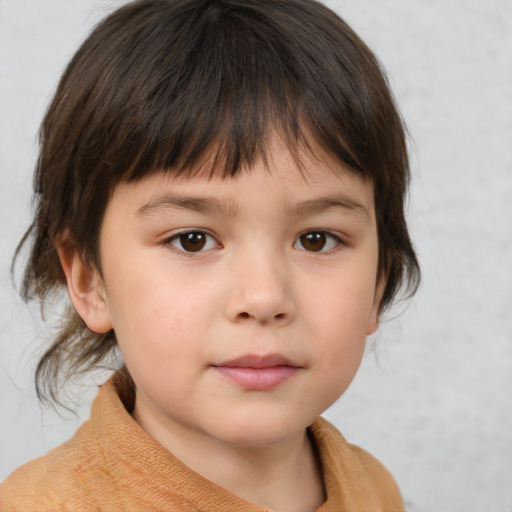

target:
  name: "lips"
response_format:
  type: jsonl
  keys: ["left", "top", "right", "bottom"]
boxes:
{"left": 218, "top": 354, "right": 297, "bottom": 369}
{"left": 212, "top": 354, "right": 301, "bottom": 391}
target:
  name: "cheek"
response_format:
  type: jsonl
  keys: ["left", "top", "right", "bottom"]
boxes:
{"left": 307, "top": 274, "right": 377, "bottom": 337}
{"left": 301, "top": 270, "right": 376, "bottom": 376}
{"left": 106, "top": 270, "right": 220, "bottom": 362}
{"left": 305, "top": 303, "right": 368, "bottom": 408}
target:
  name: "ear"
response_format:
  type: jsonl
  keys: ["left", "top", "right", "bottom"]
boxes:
{"left": 366, "top": 277, "right": 386, "bottom": 335}
{"left": 56, "top": 235, "right": 113, "bottom": 334}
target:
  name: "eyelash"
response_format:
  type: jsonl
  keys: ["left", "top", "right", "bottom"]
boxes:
{"left": 293, "top": 230, "right": 344, "bottom": 253}
{"left": 166, "top": 230, "right": 220, "bottom": 254}
{"left": 164, "top": 229, "right": 344, "bottom": 254}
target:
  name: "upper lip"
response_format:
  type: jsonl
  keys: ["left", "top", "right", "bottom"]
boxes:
{"left": 214, "top": 354, "right": 300, "bottom": 369}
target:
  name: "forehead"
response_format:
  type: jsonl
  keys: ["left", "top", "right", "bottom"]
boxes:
{"left": 109, "top": 138, "right": 375, "bottom": 222}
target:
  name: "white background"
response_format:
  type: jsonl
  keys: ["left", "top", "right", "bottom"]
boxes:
{"left": 1, "top": 1, "right": 511, "bottom": 511}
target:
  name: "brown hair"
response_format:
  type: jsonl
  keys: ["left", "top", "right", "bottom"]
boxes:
{"left": 15, "top": 0, "right": 420, "bottom": 404}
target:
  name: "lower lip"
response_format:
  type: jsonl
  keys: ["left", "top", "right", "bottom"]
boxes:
{"left": 214, "top": 366, "right": 299, "bottom": 390}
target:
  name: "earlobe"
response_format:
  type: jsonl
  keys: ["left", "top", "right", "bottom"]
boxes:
{"left": 56, "top": 235, "right": 113, "bottom": 334}
{"left": 366, "top": 278, "right": 385, "bottom": 335}
{"left": 366, "top": 313, "right": 379, "bottom": 335}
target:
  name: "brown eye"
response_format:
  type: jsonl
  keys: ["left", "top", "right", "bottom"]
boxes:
{"left": 300, "top": 232, "right": 326, "bottom": 251}
{"left": 170, "top": 231, "right": 217, "bottom": 253}
{"left": 294, "top": 231, "right": 340, "bottom": 252}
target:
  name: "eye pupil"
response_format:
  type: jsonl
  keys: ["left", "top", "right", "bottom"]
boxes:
{"left": 300, "top": 232, "right": 326, "bottom": 252}
{"left": 180, "top": 232, "right": 206, "bottom": 252}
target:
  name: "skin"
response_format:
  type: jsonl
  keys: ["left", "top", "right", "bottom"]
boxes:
{"left": 58, "top": 138, "right": 383, "bottom": 512}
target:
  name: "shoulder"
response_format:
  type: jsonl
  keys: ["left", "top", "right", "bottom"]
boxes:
{"left": 311, "top": 417, "right": 405, "bottom": 511}
{"left": 1, "top": 420, "right": 112, "bottom": 512}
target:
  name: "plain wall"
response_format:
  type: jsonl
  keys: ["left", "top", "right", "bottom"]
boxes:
{"left": 1, "top": 1, "right": 511, "bottom": 511}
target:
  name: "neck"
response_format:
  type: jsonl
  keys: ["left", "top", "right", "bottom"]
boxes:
{"left": 212, "top": 430, "right": 325, "bottom": 512}
{"left": 133, "top": 402, "right": 325, "bottom": 512}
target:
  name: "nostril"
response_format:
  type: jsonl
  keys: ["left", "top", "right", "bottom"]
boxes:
{"left": 236, "top": 312, "right": 286, "bottom": 320}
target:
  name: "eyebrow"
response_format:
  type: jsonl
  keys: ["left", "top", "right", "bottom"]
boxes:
{"left": 285, "top": 196, "right": 371, "bottom": 220}
{"left": 137, "top": 196, "right": 240, "bottom": 217}
{"left": 136, "top": 194, "right": 370, "bottom": 220}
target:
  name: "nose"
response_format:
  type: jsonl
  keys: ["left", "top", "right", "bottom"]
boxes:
{"left": 224, "top": 250, "right": 296, "bottom": 326}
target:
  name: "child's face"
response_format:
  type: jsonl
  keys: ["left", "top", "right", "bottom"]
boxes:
{"left": 86, "top": 138, "right": 381, "bottom": 448}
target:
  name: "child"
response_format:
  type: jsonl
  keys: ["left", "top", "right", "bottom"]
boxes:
{"left": 1, "top": 0, "right": 420, "bottom": 510}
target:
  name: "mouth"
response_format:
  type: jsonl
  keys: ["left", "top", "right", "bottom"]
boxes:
{"left": 212, "top": 354, "right": 301, "bottom": 391}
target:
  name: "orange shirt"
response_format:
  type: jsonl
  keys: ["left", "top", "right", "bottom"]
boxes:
{"left": 1, "top": 374, "right": 404, "bottom": 511}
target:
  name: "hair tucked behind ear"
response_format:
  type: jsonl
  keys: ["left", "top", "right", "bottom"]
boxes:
{"left": 14, "top": 0, "right": 420, "bottom": 406}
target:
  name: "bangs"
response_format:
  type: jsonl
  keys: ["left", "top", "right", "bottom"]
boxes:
{"left": 50, "top": 0, "right": 379, "bottom": 187}
{"left": 120, "top": 8, "right": 310, "bottom": 179}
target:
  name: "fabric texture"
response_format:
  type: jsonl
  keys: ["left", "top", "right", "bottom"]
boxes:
{"left": 1, "top": 373, "right": 404, "bottom": 511}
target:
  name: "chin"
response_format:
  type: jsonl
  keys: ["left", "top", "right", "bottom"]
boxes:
{"left": 207, "top": 411, "right": 314, "bottom": 449}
